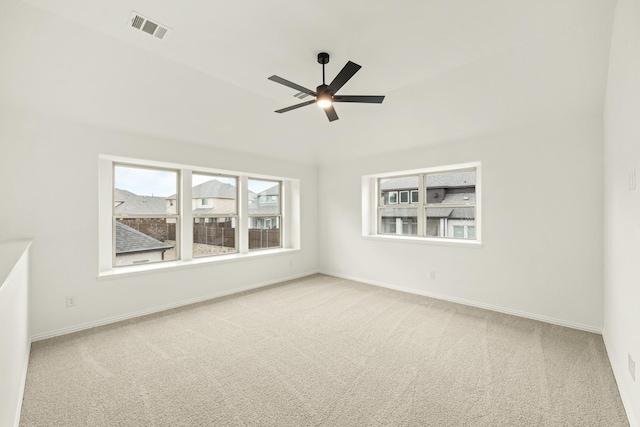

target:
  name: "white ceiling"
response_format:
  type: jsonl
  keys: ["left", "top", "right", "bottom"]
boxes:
{"left": 1, "top": 0, "right": 616, "bottom": 165}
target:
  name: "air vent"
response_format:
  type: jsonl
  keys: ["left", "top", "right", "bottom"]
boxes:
{"left": 293, "top": 92, "right": 311, "bottom": 99}
{"left": 129, "top": 12, "right": 170, "bottom": 40}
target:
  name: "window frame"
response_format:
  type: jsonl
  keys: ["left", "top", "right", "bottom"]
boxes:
{"left": 112, "top": 163, "right": 181, "bottom": 267}
{"left": 388, "top": 191, "right": 398, "bottom": 204}
{"left": 364, "top": 162, "right": 481, "bottom": 247}
{"left": 191, "top": 172, "right": 239, "bottom": 259}
{"left": 248, "top": 178, "right": 282, "bottom": 251}
{"left": 98, "top": 156, "right": 300, "bottom": 277}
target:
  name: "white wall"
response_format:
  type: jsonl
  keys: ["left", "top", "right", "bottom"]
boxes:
{"left": 0, "top": 110, "right": 318, "bottom": 338}
{"left": 0, "top": 240, "right": 30, "bottom": 427}
{"left": 319, "top": 116, "right": 604, "bottom": 331}
{"left": 603, "top": 0, "right": 640, "bottom": 424}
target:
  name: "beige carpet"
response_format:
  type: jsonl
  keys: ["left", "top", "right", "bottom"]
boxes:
{"left": 20, "top": 274, "right": 628, "bottom": 426}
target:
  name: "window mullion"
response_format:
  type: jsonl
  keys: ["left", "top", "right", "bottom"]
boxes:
{"left": 181, "top": 169, "right": 192, "bottom": 262}
{"left": 239, "top": 176, "right": 249, "bottom": 254}
{"left": 417, "top": 173, "right": 425, "bottom": 236}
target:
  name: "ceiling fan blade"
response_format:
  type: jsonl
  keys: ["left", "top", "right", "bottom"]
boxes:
{"left": 324, "top": 105, "right": 339, "bottom": 122}
{"left": 327, "top": 61, "right": 361, "bottom": 94}
{"left": 274, "top": 99, "right": 316, "bottom": 114}
{"left": 268, "top": 75, "right": 317, "bottom": 97}
{"left": 333, "top": 95, "right": 385, "bottom": 103}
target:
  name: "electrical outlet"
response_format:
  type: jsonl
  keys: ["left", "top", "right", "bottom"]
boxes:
{"left": 630, "top": 169, "right": 636, "bottom": 191}
{"left": 629, "top": 353, "right": 636, "bottom": 381}
{"left": 66, "top": 295, "right": 76, "bottom": 307}
{"left": 430, "top": 271, "right": 436, "bottom": 280}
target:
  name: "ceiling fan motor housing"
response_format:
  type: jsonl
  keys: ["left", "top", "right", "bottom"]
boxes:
{"left": 317, "top": 52, "right": 330, "bottom": 64}
{"left": 316, "top": 84, "right": 330, "bottom": 96}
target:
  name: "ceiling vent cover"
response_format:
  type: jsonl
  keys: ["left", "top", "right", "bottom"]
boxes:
{"left": 129, "top": 12, "right": 170, "bottom": 40}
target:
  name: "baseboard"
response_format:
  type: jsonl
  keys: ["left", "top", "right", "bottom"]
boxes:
{"left": 320, "top": 270, "right": 603, "bottom": 334}
{"left": 31, "top": 270, "right": 318, "bottom": 342}
{"left": 14, "top": 340, "right": 31, "bottom": 427}
{"left": 602, "top": 331, "right": 638, "bottom": 427}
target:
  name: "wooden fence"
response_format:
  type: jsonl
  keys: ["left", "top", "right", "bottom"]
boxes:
{"left": 118, "top": 218, "right": 279, "bottom": 249}
{"left": 193, "top": 225, "right": 235, "bottom": 248}
{"left": 249, "top": 229, "right": 280, "bottom": 249}
{"left": 117, "top": 219, "right": 176, "bottom": 242}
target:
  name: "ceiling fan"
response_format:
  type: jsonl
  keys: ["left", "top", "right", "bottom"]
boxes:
{"left": 268, "top": 52, "right": 385, "bottom": 122}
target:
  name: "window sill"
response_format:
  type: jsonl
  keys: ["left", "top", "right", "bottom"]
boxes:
{"left": 98, "top": 248, "right": 300, "bottom": 281}
{"left": 362, "top": 234, "right": 482, "bottom": 248}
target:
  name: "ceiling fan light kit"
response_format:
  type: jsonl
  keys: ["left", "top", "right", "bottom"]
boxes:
{"left": 268, "top": 52, "right": 384, "bottom": 122}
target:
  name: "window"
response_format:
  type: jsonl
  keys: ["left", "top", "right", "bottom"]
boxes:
{"left": 425, "top": 169, "right": 477, "bottom": 239}
{"left": 99, "top": 156, "right": 300, "bottom": 275}
{"left": 399, "top": 190, "right": 410, "bottom": 204}
{"left": 248, "top": 179, "right": 281, "bottom": 250}
{"left": 378, "top": 176, "right": 418, "bottom": 236}
{"left": 365, "top": 163, "right": 480, "bottom": 244}
{"left": 113, "top": 164, "right": 179, "bottom": 267}
{"left": 191, "top": 174, "right": 238, "bottom": 258}
{"left": 388, "top": 191, "right": 398, "bottom": 204}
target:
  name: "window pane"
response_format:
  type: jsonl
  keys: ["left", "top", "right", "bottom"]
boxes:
{"left": 248, "top": 216, "right": 281, "bottom": 249}
{"left": 192, "top": 174, "right": 237, "bottom": 214}
{"left": 379, "top": 207, "right": 418, "bottom": 235}
{"left": 115, "top": 218, "right": 177, "bottom": 266}
{"left": 425, "top": 170, "right": 476, "bottom": 205}
{"left": 114, "top": 165, "right": 177, "bottom": 215}
{"left": 426, "top": 207, "right": 475, "bottom": 238}
{"left": 248, "top": 179, "right": 280, "bottom": 215}
{"left": 192, "top": 217, "right": 237, "bottom": 257}
{"left": 411, "top": 190, "right": 419, "bottom": 203}
{"left": 399, "top": 191, "right": 409, "bottom": 204}
{"left": 380, "top": 176, "right": 418, "bottom": 206}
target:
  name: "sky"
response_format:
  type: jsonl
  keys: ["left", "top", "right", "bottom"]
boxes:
{"left": 115, "top": 166, "right": 277, "bottom": 196}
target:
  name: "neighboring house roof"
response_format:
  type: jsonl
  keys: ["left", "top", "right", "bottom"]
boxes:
{"left": 248, "top": 204, "right": 280, "bottom": 215}
{"left": 114, "top": 189, "right": 167, "bottom": 215}
{"left": 380, "top": 176, "right": 419, "bottom": 191}
{"left": 426, "top": 207, "right": 475, "bottom": 219}
{"left": 115, "top": 222, "right": 173, "bottom": 254}
{"left": 257, "top": 184, "right": 279, "bottom": 196}
{"left": 193, "top": 208, "right": 215, "bottom": 214}
{"left": 441, "top": 192, "right": 476, "bottom": 204}
{"left": 381, "top": 172, "right": 476, "bottom": 191}
{"left": 426, "top": 171, "right": 476, "bottom": 187}
{"left": 192, "top": 179, "right": 237, "bottom": 199}
{"left": 167, "top": 179, "right": 238, "bottom": 200}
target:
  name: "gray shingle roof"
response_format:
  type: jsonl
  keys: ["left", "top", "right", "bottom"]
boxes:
{"left": 380, "top": 176, "right": 419, "bottom": 191}
{"left": 192, "top": 208, "right": 215, "bottom": 214}
{"left": 257, "top": 184, "right": 279, "bottom": 196}
{"left": 380, "top": 172, "right": 476, "bottom": 191}
{"left": 193, "top": 180, "right": 236, "bottom": 199}
{"left": 114, "top": 189, "right": 167, "bottom": 215}
{"left": 167, "top": 179, "right": 239, "bottom": 200}
{"left": 115, "top": 222, "right": 173, "bottom": 254}
{"left": 442, "top": 192, "right": 476, "bottom": 204}
{"left": 426, "top": 207, "right": 475, "bottom": 219}
{"left": 426, "top": 171, "right": 476, "bottom": 187}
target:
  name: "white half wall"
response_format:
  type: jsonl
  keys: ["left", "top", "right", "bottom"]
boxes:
{"left": 319, "top": 116, "right": 604, "bottom": 332}
{"left": 603, "top": 0, "right": 640, "bottom": 424}
{"left": 0, "top": 240, "right": 31, "bottom": 427}
{"left": 0, "top": 111, "right": 318, "bottom": 338}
